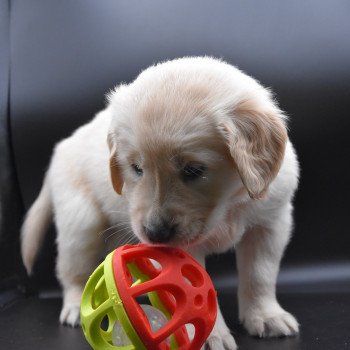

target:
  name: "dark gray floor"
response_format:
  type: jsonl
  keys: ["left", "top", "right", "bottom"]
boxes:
{"left": 1, "top": 290, "right": 349, "bottom": 350}
{"left": 224, "top": 292, "right": 350, "bottom": 350}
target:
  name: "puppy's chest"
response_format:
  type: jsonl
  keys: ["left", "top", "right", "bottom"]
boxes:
{"left": 204, "top": 206, "right": 247, "bottom": 253}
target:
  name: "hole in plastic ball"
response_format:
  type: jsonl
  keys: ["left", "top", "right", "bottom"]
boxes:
{"left": 112, "top": 320, "right": 132, "bottom": 346}
{"left": 194, "top": 294, "right": 203, "bottom": 308}
{"left": 112, "top": 304, "right": 170, "bottom": 346}
{"left": 207, "top": 289, "right": 216, "bottom": 319}
{"left": 181, "top": 264, "right": 204, "bottom": 287}
{"left": 185, "top": 323, "right": 195, "bottom": 341}
{"left": 149, "top": 258, "right": 162, "bottom": 271}
{"left": 100, "top": 315, "right": 109, "bottom": 331}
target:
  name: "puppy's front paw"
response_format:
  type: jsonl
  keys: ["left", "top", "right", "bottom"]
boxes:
{"left": 59, "top": 303, "right": 81, "bottom": 327}
{"left": 204, "top": 324, "right": 237, "bottom": 350}
{"left": 243, "top": 309, "right": 299, "bottom": 338}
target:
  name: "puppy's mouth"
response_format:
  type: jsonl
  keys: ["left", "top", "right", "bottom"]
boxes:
{"left": 163, "top": 234, "right": 203, "bottom": 248}
{"left": 140, "top": 229, "right": 206, "bottom": 248}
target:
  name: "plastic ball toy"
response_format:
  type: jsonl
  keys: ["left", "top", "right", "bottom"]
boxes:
{"left": 80, "top": 244, "right": 217, "bottom": 350}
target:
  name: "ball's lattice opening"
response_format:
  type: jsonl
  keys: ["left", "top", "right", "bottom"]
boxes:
{"left": 112, "top": 305, "right": 171, "bottom": 346}
{"left": 80, "top": 244, "right": 217, "bottom": 350}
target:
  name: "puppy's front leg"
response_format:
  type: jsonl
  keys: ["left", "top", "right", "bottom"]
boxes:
{"left": 55, "top": 194, "right": 105, "bottom": 327}
{"left": 236, "top": 203, "right": 299, "bottom": 338}
{"left": 190, "top": 251, "right": 237, "bottom": 350}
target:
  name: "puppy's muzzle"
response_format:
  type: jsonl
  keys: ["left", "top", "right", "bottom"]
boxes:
{"left": 143, "top": 219, "right": 178, "bottom": 243}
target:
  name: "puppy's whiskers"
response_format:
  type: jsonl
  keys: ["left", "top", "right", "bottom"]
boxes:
{"left": 104, "top": 226, "right": 130, "bottom": 243}
{"left": 122, "top": 232, "right": 137, "bottom": 246}
{"left": 98, "top": 222, "right": 130, "bottom": 237}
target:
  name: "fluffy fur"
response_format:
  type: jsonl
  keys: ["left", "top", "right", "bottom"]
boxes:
{"left": 21, "top": 57, "right": 299, "bottom": 349}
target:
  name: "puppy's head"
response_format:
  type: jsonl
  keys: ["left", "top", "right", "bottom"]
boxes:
{"left": 107, "top": 57, "right": 287, "bottom": 247}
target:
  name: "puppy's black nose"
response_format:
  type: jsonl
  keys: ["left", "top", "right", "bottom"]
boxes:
{"left": 143, "top": 220, "right": 178, "bottom": 243}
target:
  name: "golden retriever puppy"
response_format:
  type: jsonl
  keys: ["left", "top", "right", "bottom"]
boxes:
{"left": 21, "top": 57, "right": 299, "bottom": 349}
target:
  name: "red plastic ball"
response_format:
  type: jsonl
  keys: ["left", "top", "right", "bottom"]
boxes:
{"left": 112, "top": 244, "right": 217, "bottom": 349}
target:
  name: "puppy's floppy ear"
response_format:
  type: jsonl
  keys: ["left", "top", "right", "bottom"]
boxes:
{"left": 107, "top": 133, "right": 124, "bottom": 195}
{"left": 223, "top": 98, "right": 288, "bottom": 200}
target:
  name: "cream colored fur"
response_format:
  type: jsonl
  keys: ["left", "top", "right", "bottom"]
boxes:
{"left": 21, "top": 57, "right": 299, "bottom": 349}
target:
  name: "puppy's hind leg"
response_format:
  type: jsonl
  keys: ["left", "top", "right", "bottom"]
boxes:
{"left": 55, "top": 191, "right": 106, "bottom": 327}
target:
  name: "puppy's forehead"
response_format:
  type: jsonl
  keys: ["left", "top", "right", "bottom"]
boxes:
{"left": 115, "top": 96, "right": 225, "bottom": 163}
{"left": 136, "top": 101, "right": 216, "bottom": 148}
{"left": 114, "top": 62, "right": 233, "bottom": 162}
{"left": 124, "top": 113, "right": 227, "bottom": 167}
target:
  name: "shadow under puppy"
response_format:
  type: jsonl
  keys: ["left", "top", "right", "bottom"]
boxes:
{"left": 21, "top": 57, "right": 299, "bottom": 349}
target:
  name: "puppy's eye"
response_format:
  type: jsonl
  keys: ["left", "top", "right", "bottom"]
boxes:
{"left": 182, "top": 164, "right": 206, "bottom": 181}
{"left": 131, "top": 163, "right": 143, "bottom": 176}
